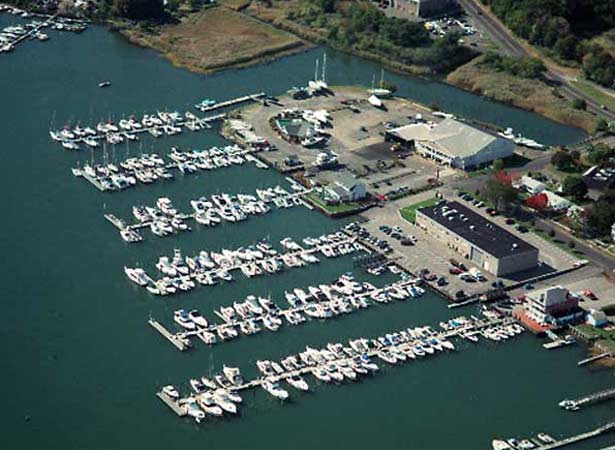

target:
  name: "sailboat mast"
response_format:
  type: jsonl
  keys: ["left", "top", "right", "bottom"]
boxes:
{"left": 322, "top": 53, "right": 326, "bottom": 83}
{"left": 315, "top": 58, "right": 319, "bottom": 82}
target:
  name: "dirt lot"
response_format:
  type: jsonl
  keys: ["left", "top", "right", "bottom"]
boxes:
{"left": 121, "top": 7, "right": 307, "bottom": 73}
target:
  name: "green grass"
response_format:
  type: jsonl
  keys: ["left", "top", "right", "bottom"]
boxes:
{"left": 571, "top": 80, "right": 615, "bottom": 113}
{"left": 305, "top": 192, "right": 361, "bottom": 214}
{"left": 399, "top": 197, "right": 439, "bottom": 223}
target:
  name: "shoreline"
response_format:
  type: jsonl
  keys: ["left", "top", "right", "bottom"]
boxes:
{"left": 111, "top": 19, "right": 593, "bottom": 135}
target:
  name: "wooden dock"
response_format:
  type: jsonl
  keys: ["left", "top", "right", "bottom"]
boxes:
{"left": 536, "top": 421, "right": 615, "bottom": 450}
{"left": 561, "top": 387, "right": 615, "bottom": 410}
{"left": 149, "top": 318, "right": 191, "bottom": 351}
{"left": 578, "top": 352, "right": 612, "bottom": 366}
{"left": 197, "top": 93, "right": 265, "bottom": 113}
{"left": 156, "top": 391, "right": 187, "bottom": 417}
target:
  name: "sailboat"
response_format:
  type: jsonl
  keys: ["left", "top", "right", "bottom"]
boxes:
{"left": 308, "top": 58, "right": 321, "bottom": 91}
{"left": 368, "top": 69, "right": 393, "bottom": 98}
{"left": 316, "top": 53, "right": 328, "bottom": 91}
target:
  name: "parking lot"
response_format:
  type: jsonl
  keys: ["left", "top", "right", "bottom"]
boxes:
{"left": 359, "top": 193, "right": 497, "bottom": 301}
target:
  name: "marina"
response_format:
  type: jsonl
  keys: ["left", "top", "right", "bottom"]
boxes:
{"left": 2, "top": 20, "right": 610, "bottom": 449}
{"left": 0, "top": 5, "right": 87, "bottom": 54}
{"left": 107, "top": 183, "right": 309, "bottom": 242}
{"left": 149, "top": 274, "right": 427, "bottom": 350}
{"left": 493, "top": 421, "right": 615, "bottom": 450}
{"left": 71, "top": 145, "right": 267, "bottom": 192}
{"left": 156, "top": 311, "right": 524, "bottom": 422}
{"left": 124, "top": 230, "right": 368, "bottom": 296}
{"left": 49, "top": 93, "right": 267, "bottom": 151}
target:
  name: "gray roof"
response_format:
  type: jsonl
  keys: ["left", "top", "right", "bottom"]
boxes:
{"left": 335, "top": 172, "right": 363, "bottom": 190}
{"left": 390, "top": 118, "right": 513, "bottom": 158}
{"left": 417, "top": 201, "right": 538, "bottom": 258}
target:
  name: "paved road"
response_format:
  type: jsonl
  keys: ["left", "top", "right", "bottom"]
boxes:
{"left": 533, "top": 216, "right": 615, "bottom": 271}
{"left": 458, "top": 0, "right": 615, "bottom": 122}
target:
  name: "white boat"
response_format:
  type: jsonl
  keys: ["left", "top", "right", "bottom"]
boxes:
{"left": 492, "top": 440, "right": 513, "bottom": 450}
{"left": 197, "top": 392, "right": 224, "bottom": 417}
{"left": 161, "top": 385, "right": 179, "bottom": 399}
{"left": 213, "top": 391, "right": 238, "bottom": 414}
{"left": 98, "top": 81, "right": 111, "bottom": 88}
{"left": 262, "top": 378, "right": 289, "bottom": 400}
{"left": 222, "top": 365, "right": 244, "bottom": 386}
{"left": 368, "top": 94, "right": 383, "bottom": 108}
{"left": 174, "top": 309, "right": 196, "bottom": 330}
{"left": 185, "top": 400, "right": 205, "bottom": 423}
{"left": 123, "top": 267, "right": 151, "bottom": 286}
{"left": 188, "top": 310, "right": 208, "bottom": 328}
{"left": 286, "top": 375, "right": 309, "bottom": 391}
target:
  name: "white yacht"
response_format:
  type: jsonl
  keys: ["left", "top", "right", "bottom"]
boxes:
{"left": 188, "top": 310, "right": 208, "bottom": 328}
{"left": 161, "top": 385, "right": 179, "bottom": 399}
{"left": 262, "top": 378, "right": 289, "bottom": 400}
{"left": 286, "top": 375, "right": 309, "bottom": 391}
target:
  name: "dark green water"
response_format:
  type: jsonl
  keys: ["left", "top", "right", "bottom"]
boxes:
{"left": 1, "top": 17, "right": 612, "bottom": 449}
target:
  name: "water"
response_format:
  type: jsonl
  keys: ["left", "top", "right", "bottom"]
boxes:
{"left": 1, "top": 18, "right": 610, "bottom": 450}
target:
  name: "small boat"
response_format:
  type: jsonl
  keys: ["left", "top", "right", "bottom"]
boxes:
{"left": 286, "top": 375, "right": 309, "bottom": 391}
{"left": 188, "top": 310, "right": 208, "bottom": 328}
{"left": 368, "top": 94, "right": 383, "bottom": 108}
{"left": 98, "top": 81, "right": 111, "bottom": 88}
{"left": 262, "top": 378, "right": 289, "bottom": 400}
{"left": 161, "top": 385, "right": 179, "bottom": 399}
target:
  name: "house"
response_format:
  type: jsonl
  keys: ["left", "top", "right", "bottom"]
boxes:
{"left": 518, "top": 176, "right": 546, "bottom": 195}
{"left": 325, "top": 172, "right": 367, "bottom": 203}
{"left": 524, "top": 286, "right": 584, "bottom": 326}
{"left": 385, "top": 119, "right": 515, "bottom": 170}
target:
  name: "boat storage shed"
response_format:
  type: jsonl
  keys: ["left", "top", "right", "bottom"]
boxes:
{"left": 386, "top": 118, "right": 515, "bottom": 170}
{"left": 416, "top": 201, "right": 539, "bottom": 276}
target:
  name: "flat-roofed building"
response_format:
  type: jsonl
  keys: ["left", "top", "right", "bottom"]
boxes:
{"left": 415, "top": 200, "right": 539, "bottom": 276}
{"left": 385, "top": 118, "right": 515, "bottom": 170}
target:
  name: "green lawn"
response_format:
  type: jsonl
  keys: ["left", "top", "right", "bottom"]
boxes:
{"left": 399, "top": 197, "right": 439, "bottom": 223}
{"left": 575, "top": 324, "right": 615, "bottom": 353}
{"left": 305, "top": 192, "right": 361, "bottom": 214}
{"left": 571, "top": 80, "right": 615, "bottom": 112}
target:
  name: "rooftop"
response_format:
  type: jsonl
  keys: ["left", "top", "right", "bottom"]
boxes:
{"left": 417, "top": 200, "right": 538, "bottom": 258}
{"left": 389, "top": 118, "right": 513, "bottom": 158}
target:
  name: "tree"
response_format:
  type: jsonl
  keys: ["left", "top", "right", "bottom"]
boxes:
{"left": 554, "top": 35, "right": 579, "bottom": 60}
{"left": 595, "top": 118, "right": 609, "bottom": 133}
{"left": 319, "top": 0, "right": 335, "bottom": 13}
{"left": 587, "top": 199, "right": 615, "bottom": 235}
{"left": 483, "top": 175, "right": 517, "bottom": 210}
{"left": 587, "top": 143, "right": 615, "bottom": 165}
{"left": 492, "top": 158, "right": 504, "bottom": 171}
{"left": 572, "top": 98, "right": 587, "bottom": 110}
{"left": 551, "top": 151, "right": 574, "bottom": 171}
{"left": 562, "top": 175, "right": 588, "bottom": 200}
{"left": 113, "top": 0, "right": 164, "bottom": 20}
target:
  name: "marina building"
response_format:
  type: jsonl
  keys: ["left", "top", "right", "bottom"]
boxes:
{"left": 325, "top": 173, "right": 367, "bottom": 203}
{"left": 523, "top": 286, "right": 583, "bottom": 327}
{"left": 385, "top": 119, "right": 515, "bottom": 170}
{"left": 415, "top": 201, "right": 539, "bottom": 276}
{"left": 516, "top": 176, "right": 546, "bottom": 195}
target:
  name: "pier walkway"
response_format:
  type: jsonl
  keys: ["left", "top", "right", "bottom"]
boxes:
{"left": 196, "top": 93, "right": 265, "bottom": 113}
{"left": 560, "top": 387, "right": 615, "bottom": 411}
{"left": 149, "top": 277, "right": 423, "bottom": 351}
{"left": 536, "top": 421, "right": 615, "bottom": 450}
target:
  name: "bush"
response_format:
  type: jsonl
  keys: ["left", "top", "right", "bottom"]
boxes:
{"left": 572, "top": 98, "right": 587, "bottom": 110}
{"left": 549, "top": 229, "right": 556, "bottom": 237}
{"left": 568, "top": 241, "right": 576, "bottom": 249}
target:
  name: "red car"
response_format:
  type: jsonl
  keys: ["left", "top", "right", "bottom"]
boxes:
{"left": 449, "top": 266, "right": 463, "bottom": 275}
{"left": 583, "top": 290, "right": 597, "bottom": 300}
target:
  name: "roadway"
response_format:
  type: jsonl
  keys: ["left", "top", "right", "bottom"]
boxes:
{"left": 457, "top": 0, "right": 615, "bottom": 122}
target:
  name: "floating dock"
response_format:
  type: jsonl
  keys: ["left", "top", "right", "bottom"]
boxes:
{"left": 560, "top": 386, "right": 615, "bottom": 411}
{"left": 196, "top": 93, "right": 266, "bottom": 113}
{"left": 577, "top": 351, "right": 612, "bottom": 366}
{"left": 536, "top": 421, "right": 615, "bottom": 450}
{"left": 149, "top": 318, "right": 191, "bottom": 351}
{"left": 156, "top": 391, "right": 187, "bottom": 417}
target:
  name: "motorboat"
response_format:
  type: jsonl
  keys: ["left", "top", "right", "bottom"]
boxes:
{"left": 223, "top": 366, "right": 244, "bottom": 386}
{"left": 174, "top": 309, "right": 196, "bottom": 330}
{"left": 262, "top": 378, "right": 289, "bottom": 400}
{"left": 286, "top": 375, "right": 309, "bottom": 391}
{"left": 161, "top": 385, "right": 179, "bottom": 399}
{"left": 188, "top": 310, "right": 208, "bottom": 328}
